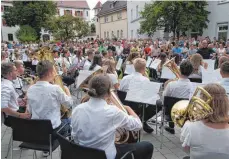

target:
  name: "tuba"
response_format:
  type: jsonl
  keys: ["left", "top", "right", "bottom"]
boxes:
{"left": 171, "top": 86, "right": 213, "bottom": 127}
{"left": 163, "top": 57, "right": 181, "bottom": 79}
{"left": 79, "top": 68, "right": 138, "bottom": 144}
{"left": 37, "top": 47, "right": 71, "bottom": 119}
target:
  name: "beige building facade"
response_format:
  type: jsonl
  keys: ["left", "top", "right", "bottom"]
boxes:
{"left": 94, "top": 1, "right": 127, "bottom": 39}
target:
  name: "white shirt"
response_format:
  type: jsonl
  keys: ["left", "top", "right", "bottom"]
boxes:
{"left": 62, "top": 57, "right": 72, "bottom": 69}
{"left": 90, "top": 65, "right": 101, "bottom": 71}
{"left": 1, "top": 79, "right": 19, "bottom": 111}
{"left": 163, "top": 78, "right": 192, "bottom": 100}
{"left": 27, "top": 81, "right": 73, "bottom": 129}
{"left": 220, "top": 78, "right": 229, "bottom": 96}
{"left": 107, "top": 73, "right": 118, "bottom": 87}
{"left": 181, "top": 121, "right": 229, "bottom": 159}
{"left": 116, "top": 46, "right": 123, "bottom": 56}
{"left": 81, "top": 59, "right": 92, "bottom": 70}
{"left": 71, "top": 98, "right": 142, "bottom": 159}
{"left": 120, "top": 72, "right": 149, "bottom": 92}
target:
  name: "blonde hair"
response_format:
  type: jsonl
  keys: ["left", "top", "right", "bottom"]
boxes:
{"left": 103, "top": 59, "right": 116, "bottom": 74}
{"left": 202, "top": 83, "right": 229, "bottom": 123}
{"left": 133, "top": 58, "right": 146, "bottom": 72}
{"left": 190, "top": 54, "right": 203, "bottom": 73}
{"left": 127, "top": 52, "right": 140, "bottom": 64}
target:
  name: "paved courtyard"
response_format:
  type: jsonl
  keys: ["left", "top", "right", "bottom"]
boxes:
{"left": 1, "top": 123, "right": 188, "bottom": 159}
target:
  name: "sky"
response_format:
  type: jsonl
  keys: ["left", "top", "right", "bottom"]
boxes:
{"left": 87, "top": 0, "right": 107, "bottom": 20}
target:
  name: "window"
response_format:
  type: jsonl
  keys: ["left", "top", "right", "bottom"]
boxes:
{"left": 112, "top": 31, "right": 114, "bottom": 37}
{"left": 8, "top": 34, "right": 13, "bottom": 41}
{"left": 136, "top": 5, "right": 138, "bottom": 18}
{"left": 131, "top": 30, "right": 133, "bottom": 38}
{"left": 121, "top": 30, "right": 123, "bottom": 38}
{"left": 217, "top": 23, "right": 228, "bottom": 41}
{"left": 104, "top": 32, "right": 106, "bottom": 38}
{"left": 2, "top": 19, "right": 7, "bottom": 26}
{"left": 131, "top": 9, "right": 133, "bottom": 21}
{"left": 136, "top": 29, "right": 139, "bottom": 38}
{"left": 4, "top": 6, "right": 10, "bottom": 12}
{"left": 110, "top": 4, "right": 114, "bottom": 8}
{"left": 97, "top": 18, "right": 98, "bottom": 22}
{"left": 65, "top": 10, "right": 71, "bottom": 15}
{"left": 117, "top": 12, "right": 122, "bottom": 20}
{"left": 86, "top": 11, "right": 88, "bottom": 17}
{"left": 111, "top": 16, "right": 113, "bottom": 22}
{"left": 75, "top": 11, "right": 81, "bottom": 16}
{"left": 107, "top": 31, "right": 109, "bottom": 39}
{"left": 117, "top": 30, "right": 119, "bottom": 38}
{"left": 104, "top": 16, "right": 108, "bottom": 23}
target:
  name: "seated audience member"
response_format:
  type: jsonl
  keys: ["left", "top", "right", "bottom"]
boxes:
{"left": 1, "top": 62, "right": 31, "bottom": 121}
{"left": 71, "top": 74, "right": 153, "bottom": 159}
{"left": 89, "top": 54, "right": 102, "bottom": 71}
{"left": 196, "top": 40, "right": 215, "bottom": 59}
{"left": 27, "top": 60, "right": 73, "bottom": 156}
{"left": 103, "top": 59, "right": 119, "bottom": 90}
{"left": 163, "top": 60, "right": 193, "bottom": 134}
{"left": 189, "top": 54, "right": 207, "bottom": 79}
{"left": 181, "top": 84, "right": 229, "bottom": 159}
{"left": 220, "top": 61, "right": 229, "bottom": 95}
{"left": 80, "top": 50, "right": 94, "bottom": 70}
{"left": 120, "top": 58, "right": 155, "bottom": 133}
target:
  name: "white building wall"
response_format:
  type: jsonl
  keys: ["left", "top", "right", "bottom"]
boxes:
{"left": 202, "top": 1, "right": 229, "bottom": 40}
{"left": 1, "top": 2, "right": 19, "bottom": 42}
{"left": 127, "top": 0, "right": 164, "bottom": 40}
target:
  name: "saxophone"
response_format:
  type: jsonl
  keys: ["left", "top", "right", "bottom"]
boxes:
{"left": 37, "top": 47, "right": 71, "bottom": 118}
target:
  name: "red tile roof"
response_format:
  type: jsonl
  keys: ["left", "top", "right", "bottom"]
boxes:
{"left": 57, "top": 0, "right": 90, "bottom": 9}
{"left": 93, "top": 1, "right": 102, "bottom": 9}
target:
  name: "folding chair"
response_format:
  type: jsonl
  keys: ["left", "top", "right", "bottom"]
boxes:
{"left": 8, "top": 116, "right": 60, "bottom": 159}
{"left": 160, "top": 96, "right": 188, "bottom": 148}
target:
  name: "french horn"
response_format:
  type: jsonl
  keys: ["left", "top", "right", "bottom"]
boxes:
{"left": 163, "top": 57, "right": 181, "bottom": 78}
{"left": 171, "top": 86, "right": 213, "bottom": 127}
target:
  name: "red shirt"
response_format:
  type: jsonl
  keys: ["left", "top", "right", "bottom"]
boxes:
{"left": 144, "top": 47, "right": 151, "bottom": 55}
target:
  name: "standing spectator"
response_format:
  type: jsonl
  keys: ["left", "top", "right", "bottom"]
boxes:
{"left": 196, "top": 40, "right": 215, "bottom": 59}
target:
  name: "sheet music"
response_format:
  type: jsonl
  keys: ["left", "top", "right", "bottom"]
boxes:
{"left": 149, "top": 59, "right": 161, "bottom": 69}
{"left": 161, "top": 66, "right": 176, "bottom": 79}
{"left": 125, "top": 80, "right": 162, "bottom": 105}
{"left": 77, "top": 70, "right": 94, "bottom": 88}
{"left": 202, "top": 68, "right": 222, "bottom": 84}
{"left": 116, "top": 58, "right": 123, "bottom": 70}
{"left": 124, "top": 64, "right": 135, "bottom": 75}
{"left": 189, "top": 82, "right": 206, "bottom": 100}
{"left": 203, "top": 59, "right": 215, "bottom": 71}
{"left": 146, "top": 57, "right": 152, "bottom": 68}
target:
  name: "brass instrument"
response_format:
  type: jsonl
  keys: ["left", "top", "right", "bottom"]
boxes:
{"left": 79, "top": 68, "right": 138, "bottom": 144}
{"left": 37, "top": 47, "right": 71, "bottom": 118}
{"left": 171, "top": 86, "right": 213, "bottom": 127}
{"left": 163, "top": 57, "right": 181, "bottom": 78}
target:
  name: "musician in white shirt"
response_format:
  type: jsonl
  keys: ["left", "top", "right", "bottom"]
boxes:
{"left": 71, "top": 74, "right": 153, "bottom": 159}
{"left": 80, "top": 50, "right": 94, "bottom": 70}
{"left": 27, "top": 60, "right": 73, "bottom": 157}
{"left": 220, "top": 61, "right": 229, "bottom": 95}
{"left": 1, "top": 62, "right": 31, "bottom": 120}
{"left": 120, "top": 58, "right": 155, "bottom": 133}
{"left": 163, "top": 60, "right": 194, "bottom": 134}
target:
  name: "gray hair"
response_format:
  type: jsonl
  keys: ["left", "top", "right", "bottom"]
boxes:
{"left": 1, "top": 62, "right": 15, "bottom": 78}
{"left": 36, "top": 60, "right": 54, "bottom": 79}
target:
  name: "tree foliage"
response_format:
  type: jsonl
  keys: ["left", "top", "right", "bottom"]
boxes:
{"left": 91, "top": 23, "right": 96, "bottom": 33}
{"left": 140, "top": 1, "right": 210, "bottom": 38}
{"left": 3, "top": 1, "right": 57, "bottom": 37}
{"left": 16, "top": 25, "right": 38, "bottom": 42}
{"left": 46, "top": 15, "right": 90, "bottom": 40}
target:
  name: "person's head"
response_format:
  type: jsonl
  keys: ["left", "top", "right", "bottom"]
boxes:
{"left": 202, "top": 40, "right": 208, "bottom": 48}
{"left": 53, "top": 50, "right": 60, "bottom": 58}
{"left": 102, "top": 51, "right": 108, "bottom": 58}
{"left": 159, "top": 53, "right": 167, "bottom": 63}
{"left": 87, "top": 50, "right": 94, "bottom": 60}
{"left": 103, "top": 59, "right": 116, "bottom": 74}
{"left": 63, "top": 50, "right": 70, "bottom": 57}
{"left": 127, "top": 52, "right": 140, "bottom": 63}
{"left": 190, "top": 54, "right": 203, "bottom": 71}
{"left": 36, "top": 60, "right": 55, "bottom": 82}
{"left": 133, "top": 58, "right": 146, "bottom": 74}
{"left": 89, "top": 54, "right": 102, "bottom": 71}
{"left": 218, "top": 56, "right": 229, "bottom": 68}
{"left": 202, "top": 84, "right": 229, "bottom": 123}
{"left": 88, "top": 74, "right": 112, "bottom": 99}
{"left": 219, "top": 43, "right": 224, "bottom": 49}
{"left": 74, "top": 50, "right": 83, "bottom": 57}
{"left": 14, "top": 60, "right": 24, "bottom": 76}
{"left": 108, "top": 49, "right": 113, "bottom": 57}
{"left": 145, "top": 44, "right": 149, "bottom": 48}
{"left": 1, "top": 62, "right": 17, "bottom": 80}
{"left": 190, "top": 44, "right": 194, "bottom": 49}
{"left": 220, "top": 61, "right": 229, "bottom": 78}
{"left": 1, "top": 52, "right": 7, "bottom": 61}
{"left": 179, "top": 60, "right": 193, "bottom": 77}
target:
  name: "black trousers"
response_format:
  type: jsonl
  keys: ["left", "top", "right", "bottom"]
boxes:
{"left": 115, "top": 141, "right": 154, "bottom": 159}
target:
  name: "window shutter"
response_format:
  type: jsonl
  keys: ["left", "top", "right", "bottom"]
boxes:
{"left": 75, "top": 11, "right": 77, "bottom": 16}
{"left": 81, "top": 11, "right": 83, "bottom": 17}
{"left": 70, "top": 10, "right": 72, "bottom": 15}
{"left": 1, "top": 6, "right": 3, "bottom": 12}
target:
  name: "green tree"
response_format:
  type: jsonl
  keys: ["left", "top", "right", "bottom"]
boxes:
{"left": 46, "top": 15, "right": 90, "bottom": 40}
{"left": 140, "top": 1, "right": 210, "bottom": 38}
{"left": 90, "top": 23, "right": 96, "bottom": 33}
{"left": 16, "top": 25, "right": 38, "bottom": 42}
{"left": 3, "top": 1, "right": 57, "bottom": 38}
